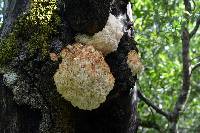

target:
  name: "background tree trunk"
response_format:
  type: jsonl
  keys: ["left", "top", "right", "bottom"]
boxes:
{"left": 0, "top": 0, "right": 139, "bottom": 133}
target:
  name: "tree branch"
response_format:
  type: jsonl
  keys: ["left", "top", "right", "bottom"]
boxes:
{"left": 191, "top": 0, "right": 196, "bottom": 11}
{"left": 189, "top": 16, "right": 200, "bottom": 39}
{"left": 137, "top": 90, "right": 169, "bottom": 119}
{"left": 171, "top": 27, "right": 191, "bottom": 133}
{"left": 167, "top": 2, "right": 192, "bottom": 133}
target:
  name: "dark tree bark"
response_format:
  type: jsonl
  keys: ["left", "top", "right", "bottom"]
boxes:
{"left": 0, "top": 0, "right": 139, "bottom": 133}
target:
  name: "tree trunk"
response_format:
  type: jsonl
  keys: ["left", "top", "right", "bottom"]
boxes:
{"left": 0, "top": 0, "right": 139, "bottom": 133}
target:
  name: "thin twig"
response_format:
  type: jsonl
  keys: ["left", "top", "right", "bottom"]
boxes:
{"left": 190, "top": 55, "right": 200, "bottom": 62}
{"left": 191, "top": 0, "right": 196, "bottom": 11}
{"left": 189, "top": 16, "right": 200, "bottom": 39}
{"left": 137, "top": 89, "right": 169, "bottom": 119}
{"left": 191, "top": 62, "right": 200, "bottom": 75}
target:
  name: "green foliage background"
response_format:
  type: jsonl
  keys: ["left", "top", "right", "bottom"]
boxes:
{"left": 131, "top": 0, "right": 200, "bottom": 132}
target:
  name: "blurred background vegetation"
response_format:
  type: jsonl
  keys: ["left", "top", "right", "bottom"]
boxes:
{"left": 132, "top": 0, "right": 200, "bottom": 132}
{"left": 0, "top": 0, "right": 199, "bottom": 132}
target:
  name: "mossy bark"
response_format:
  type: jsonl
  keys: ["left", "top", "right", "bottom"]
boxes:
{"left": 0, "top": 0, "right": 139, "bottom": 133}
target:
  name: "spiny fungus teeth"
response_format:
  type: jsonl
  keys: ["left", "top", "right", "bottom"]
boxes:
{"left": 54, "top": 43, "right": 115, "bottom": 110}
{"left": 75, "top": 13, "right": 124, "bottom": 55}
{"left": 127, "top": 50, "right": 143, "bottom": 76}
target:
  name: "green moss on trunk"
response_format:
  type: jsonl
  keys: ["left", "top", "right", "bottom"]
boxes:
{"left": 0, "top": 33, "right": 18, "bottom": 64}
{"left": 0, "top": 0, "right": 61, "bottom": 65}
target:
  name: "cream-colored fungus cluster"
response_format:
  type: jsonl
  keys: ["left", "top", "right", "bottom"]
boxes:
{"left": 75, "top": 13, "right": 124, "bottom": 55}
{"left": 127, "top": 50, "right": 143, "bottom": 76}
{"left": 54, "top": 43, "right": 115, "bottom": 110}
{"left": 53, "top": 8, "right": 142, "bottom": 110}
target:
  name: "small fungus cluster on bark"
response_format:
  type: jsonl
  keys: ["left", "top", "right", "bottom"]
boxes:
{"left": 75, "top": 13, "right": 124, "bottom": 55}
{"left": 127, "top": 50, "right": 143, "bottom": 76}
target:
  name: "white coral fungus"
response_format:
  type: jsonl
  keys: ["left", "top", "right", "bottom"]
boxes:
{"left": 127, "top": 50, "right": 143, "bottom": 75}
{"left": 75, "top": 13, "right": 124, "bottom": 55}
{"left": 54, "top": 43, "right": 115, "bottom": 110}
